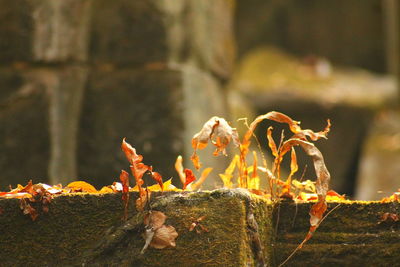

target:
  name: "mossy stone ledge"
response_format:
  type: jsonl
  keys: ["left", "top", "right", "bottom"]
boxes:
{"left": 0, "top": 189, "right": 399, "bottom": 266}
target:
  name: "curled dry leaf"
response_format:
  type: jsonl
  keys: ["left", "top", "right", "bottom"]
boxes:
{"left": 278, "top": 138, "right": 330, "bottom": 244}
{"left": 141, "top": 211, "right": 178, "bottom": 254}
{"left": 191, "top": 116, "right": 239, "bottom": 169}
{"left": 150, "top": 225, "right": 178, "bottom": 249}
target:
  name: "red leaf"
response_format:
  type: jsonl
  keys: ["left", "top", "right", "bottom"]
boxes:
{"left": 151, "top": 171, "right": 164, "bottom": 191}
{"left": 183, "top": 169, "right": 196, "bottom": 190}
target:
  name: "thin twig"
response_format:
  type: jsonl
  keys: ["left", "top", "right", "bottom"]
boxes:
{"left": 278, "top": 203, "right": 342, "bottom": 267}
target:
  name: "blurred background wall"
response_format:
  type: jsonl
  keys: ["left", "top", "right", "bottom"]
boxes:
{"left": 0, "top": 0, "right": 398, "bottom": 199}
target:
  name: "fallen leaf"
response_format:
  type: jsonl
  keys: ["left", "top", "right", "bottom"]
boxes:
{"left": 67, "top": 181, "right": 98, "bottom": 193}
{"left": 19, "top": 198, "right": 38, "bottom": 221}
{"left": 378, "top": 212, "right": 399, "bottom": 224}
{"left": 150, "top": 225, "right": 178, "bottom": 249}
{"left": 99, "top": 186, "right": 114, "bottom": 193}
{"left": 141, "top": 211, "right": 178, "bottom": 253}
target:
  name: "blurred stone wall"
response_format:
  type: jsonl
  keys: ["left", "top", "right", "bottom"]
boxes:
{"left": 0, "top": 0, "right": 235, "bottom": 190}
{"left": 235, "top": 0, "right": 386, "bottom": 73}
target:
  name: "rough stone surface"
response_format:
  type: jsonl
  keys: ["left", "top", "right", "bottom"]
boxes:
{"left": 0, "top": 189, "right": 274, "bottom": 267}
{"left": 1, "top": 190, "right": 399, "bottom": 266}
{"left": 274, "top": 201, "right": 400, "bottom": 266}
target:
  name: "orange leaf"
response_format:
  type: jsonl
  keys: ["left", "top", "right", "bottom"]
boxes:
{"left": 67, "top": 181, "right": 98, "bottom": 193}
{"left": 121, "top": 138, "right": 143, "bottom": 165}
{"left": 183, "top": 169, "right": 196, "bottom": 190}
{"left": 266, "top": 127, "right": 278, "bottom": 157}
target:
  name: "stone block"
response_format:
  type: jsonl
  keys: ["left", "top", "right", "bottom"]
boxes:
{"left": 78, "top": 67, "right": 184, "bottom": 188}
{"left": 355, "top": 109, "right": 400, "bottom": 200}
{"left": 78, "top": 65, "right": 229, "bottom": 190}
{"left": 90, "top": 0, "right": 235, "bottom": 79}
{"left": 0, "top": 67, "right": 49, "bottom": 190}
{"left": 0, "top": 66, "right": 88, "bottom": 189}
{"left": 235, "top": 0, "right": 386, "bottom": 72}
{"left": 1, "top": 189, "right": 399, "bottom": 266}
{"left": 0, "top": 0, "right": 92, "bottom": 63}
{"left": 0, "top": 189, "right": 274, "bottom": 266}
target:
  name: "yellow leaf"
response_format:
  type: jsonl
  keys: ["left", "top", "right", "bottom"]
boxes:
{"left": 219, "top": 155, "right": 239, "bottom": 188}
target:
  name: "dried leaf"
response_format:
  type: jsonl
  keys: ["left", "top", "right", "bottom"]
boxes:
{"left": 150, "top": 225, "right": 178, "bottom": 249}
{"left": 191, "top": 116, "right": 239, "bottom": 169}
{"left": 99, "top": 186, "right": 114, "bottom": 193}
{"left": 150, "top": 171, "right": 164, "bottom": 191}
{"left": 282, "top": 147, "right": 298, "bottom": 195}
{"left": 174, "top": 155, "right": 186, "bottom": 184}
{"left": 292, "top": 179, "right": 316, "bottom": 193}
{"left": 142, "top": 211, "right": 178, "bottom": 253}
{"left": 147, "top": 179, "right": 180, "bottom": 192}
{"left": 266, "top": 127, "right": 278, "bottom": 157}
{"left": 119, "top": 170, "right": 130, "bottom": 221}
{"left": 19, "top": 198, "right": 38, "bottom": 221}
{"left": 136, "top": 188, "right": 150, "bottom": 212}
{"left": 247, "top": 151, "right": 260, "bottom": 190}
{"left": 121, "top": 138, "right": 143, "bottom": 165}
{"left": 191, "top": 167, "right": 213, "bottom": 191}
{"left": 242, "top": 111, "right": 330, "bottom": 159}
{"left": 219, "top": 155, "right": 239, "bottom": 188}
{"left": 67, "top": 181, "right": 98, "bottom": 193}
{"left": 378, "top": 212, "right": 399, "bottom": 224}
{"left": 183, "top": 169, "right": 196, "bottom": 190}
{"left": 144, "top": 211, "right": 167, "bottom": 229}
